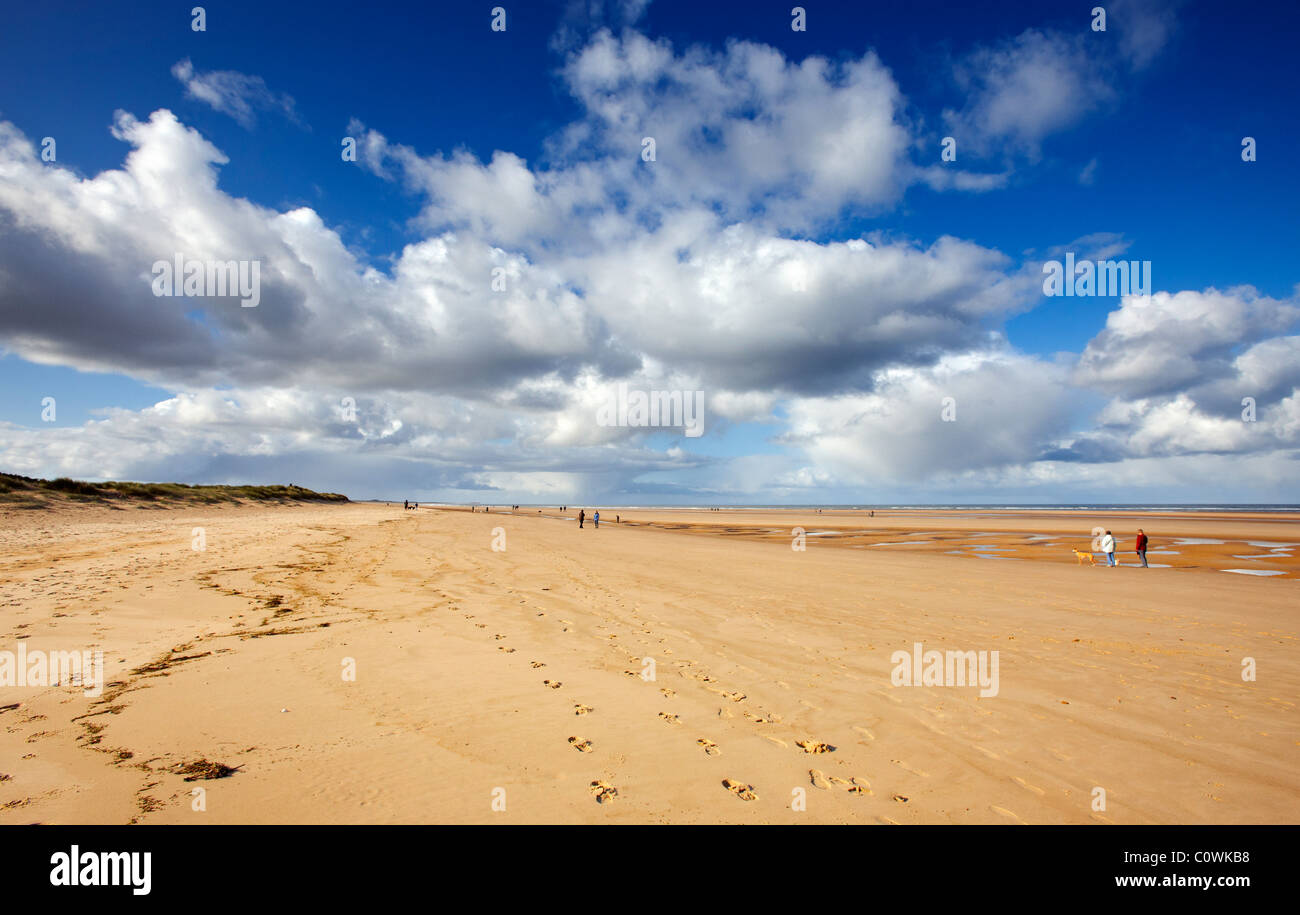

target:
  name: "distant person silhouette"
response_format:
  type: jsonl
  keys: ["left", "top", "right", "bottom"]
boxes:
{"left": 579, "top": 509, "right": 585, "bottom": 529}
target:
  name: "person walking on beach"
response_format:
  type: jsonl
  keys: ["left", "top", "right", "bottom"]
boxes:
{"left": 1100, "top": 530, "right": 1117, "bottom": 567}
{"left": 593, "top": 511, "right": 600, "bottom": 529}
{"left": 404, "top": 499, "right": 408, "bottom": 510}
{"left": 578, "top": 509, "right": 585, "bottom": 529}
{"left": 1135, "top": 529, "right": 1149, "bottom": 568}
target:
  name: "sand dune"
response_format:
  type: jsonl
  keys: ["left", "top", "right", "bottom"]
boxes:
{"left": 2, "top": 502, "right": 1297, "bottom": 823}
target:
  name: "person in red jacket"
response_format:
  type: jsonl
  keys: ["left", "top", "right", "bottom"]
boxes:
{"left": 1135, "top": 529, "right": 1149, "bottom": 568}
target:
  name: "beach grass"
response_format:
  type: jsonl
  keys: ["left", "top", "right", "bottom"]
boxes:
{"left": 0, "top": 472, "right": 348, "bottom": 507}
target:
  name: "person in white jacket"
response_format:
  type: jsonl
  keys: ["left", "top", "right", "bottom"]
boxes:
{"left": 1100, "top": 531, "right": 1117, "bottom": 567}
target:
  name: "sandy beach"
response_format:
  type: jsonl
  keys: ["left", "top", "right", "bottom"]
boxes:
{"left": 2, "top": 501, "right": 1297, "bottom": 824}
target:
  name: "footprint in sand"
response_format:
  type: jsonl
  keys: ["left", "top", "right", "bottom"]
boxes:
{"left": 475, "top": 623, "right": 487, "bottom": 629}
{"left": 498, "top": 646, "right": 516, "bottom": 653}
{"left": 891, "top": 759, "right": 929, "bottom": 777}
{"left": 892, "top": 794, "right": 910, "bottom": 803}
{"left": 573, "top": 704, "right": 593, "bottom": 716}
{"left": 531, "top": 661, "right": 546, "bottom": 668}
{"left": 543, "top": 680, "right": 562, "bottom": 689}
{"left": 990, "top": 805, "right": 1026, "bottom": 824}
{"left": 622, "top": 670, "right": 639, "bottom": 678}
{"left": 717, "top": 707, "right": 735, "bottom": 719}
{"left": 493, "top": 633, "right": 506, "bottom": 640}
{"left": 658, "top": 712, "right": 681, "bottom": 725}
{"left": 1011, "top": 776, "right": 1046, "bottom": 796}
{"left": 796, "top": 739, "right": 836, "bottom": 754}
{"left": 568, "top": 737, "right": 593, "bottom": 753}
{"left": 722, "top": 779, "right": 758, "bottom": 801}
{"left": 707, "top": 686, "right": 744, "bottom": 700}
{"left": 818, "top": 774, "right": 868, "bottom": 795}
{"left": 697, "top": 738, "right": 721, "bottom": 756}
{"left": 659, "top": 688, "right": 675, "bottom": 698}
{"left": 589, "top": 780, "right": 618, "bottom": 804}
{"left": 809, "top": 769, "right": 831, "bottom": 790}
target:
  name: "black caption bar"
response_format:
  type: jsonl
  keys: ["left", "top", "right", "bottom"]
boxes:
{"left": 0, "top": 825, "right": 1288, "bottom": 901}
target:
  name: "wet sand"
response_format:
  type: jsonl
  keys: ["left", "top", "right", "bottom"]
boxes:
{"left": 587, "top": 507, "right": 1300, "bottom": 578}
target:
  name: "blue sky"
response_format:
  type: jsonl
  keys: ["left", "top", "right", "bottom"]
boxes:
{"left": 1, "top": 0, "right": 1297, "bottom": 502}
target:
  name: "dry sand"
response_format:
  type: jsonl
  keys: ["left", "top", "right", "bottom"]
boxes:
{"left": 2, "top": 501, "right": 1297, "bottom": 824}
